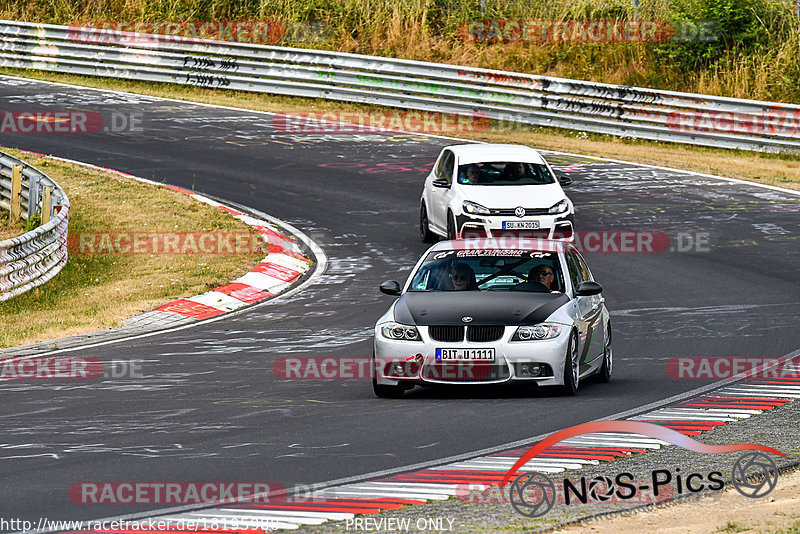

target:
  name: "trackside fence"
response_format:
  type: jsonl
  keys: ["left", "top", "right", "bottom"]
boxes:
{"left": 0, "top": 150, "right": 69, "bottom": 302}
{"left": 2, "top": 20, "right": 800, "bottom": 152}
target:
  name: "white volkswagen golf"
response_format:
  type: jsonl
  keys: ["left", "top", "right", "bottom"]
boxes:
{"left": 419, "top": 144, "right": 574, "bottom": 241}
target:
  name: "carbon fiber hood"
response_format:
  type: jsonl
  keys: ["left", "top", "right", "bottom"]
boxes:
{"left": 394, "top": 291, "right": 570, "bottom": 326}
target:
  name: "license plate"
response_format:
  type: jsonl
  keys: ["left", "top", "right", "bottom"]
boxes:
{"left": 503, "top": 221, "right": 540, "bottom": 229}
{"left": 436, "top": 348, "right": 496, "bottom": 362}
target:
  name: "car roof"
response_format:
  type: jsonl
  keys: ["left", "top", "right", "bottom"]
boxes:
{"left": 444, "top": 143, "right": 547, "bottom": 165}
{"left": 427, "top": 238, "right": 569, "bottom": 254}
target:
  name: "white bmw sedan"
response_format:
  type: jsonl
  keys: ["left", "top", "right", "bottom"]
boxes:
{"left": 419, "top": 144, "right": 574, "bottom": 241}
{"left": 373, "top": 239, "right": 612, "bottom": 398}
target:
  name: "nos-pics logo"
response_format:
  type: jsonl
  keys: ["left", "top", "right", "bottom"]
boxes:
{"left": 501, "top": 421, "right": 783, "bottom": 518}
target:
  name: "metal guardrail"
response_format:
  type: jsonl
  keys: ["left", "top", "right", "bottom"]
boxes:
{"left": 1, "top": 20, "right": 800, "bottom": 154}
{"left": 0, "top": 150, "right": 69, "bottom": 302}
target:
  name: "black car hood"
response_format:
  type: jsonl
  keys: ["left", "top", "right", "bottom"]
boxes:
{"left": 394, "top": 291, "right": 570, "bottom": 326}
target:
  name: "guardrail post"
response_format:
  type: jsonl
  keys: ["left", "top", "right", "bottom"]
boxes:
{"left": 27, "top": 174, "right": 39, "bottom": 220}
{"left": 10, "top": 165, "right": 22, "bottom": 221}
{"left": 42, "top": 185, "right": 53, "bottom": 224}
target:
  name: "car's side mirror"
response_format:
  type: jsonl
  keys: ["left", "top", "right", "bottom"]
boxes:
{"left": 432, "top": 178, "right": 449, "bottom": 188}
{"left": 557, "top": 174, "right": 573, "bottom": 187}
{"left": 576, "top": 281, "right": 602, "bottom": 296}
{"left": 379, "top": 280, "right": 402, "bottom": 296}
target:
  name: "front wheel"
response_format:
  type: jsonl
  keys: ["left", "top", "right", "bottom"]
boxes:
{"left": 446, "top": 212, "right": 457, "bottom": 240}
{"left": 561, "top": 331, "right": 579, "bottom": 395}
{"left": 598, "top": 323, "right": 612, "bottom": 383}
{"left": 372, "top": 352, "right": 405, "bottom": 398}
{"left": 419, "top": 203, "right": 436, "bottom": 243}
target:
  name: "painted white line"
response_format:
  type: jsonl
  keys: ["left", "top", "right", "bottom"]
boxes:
{"left": 235, "top": 271, "right": 291, "bottom": 292}
{"left": 315, "top": 489, "right": 448, "bottom": 500}
{"left": 557, "top": 439, "right": 662, "bottom": 449}
{"left": 349, "top": 482, "right": 458, "bottom": 492}
{"left": 187, "top": 291, "right": 248, "bottom": 311}
{"left": 568, "top": 433, "right": 670, "bottom": 443}
{"left": 217, "top": 508, "right": 355, "bottom": 521}
{"left": 715, "top": 389, "right": 800, "bottom": 398}
{"left": 452, "top": 457, "right": 595, "bottom": 467}
{"left": 629, "top": 414, "right": 739, "bottom": 422}
{"left": 646, "top": 408, "right": 753, "bottom": 416}
{"left": 438, "top": 462, "right": 566, "bottom": 474}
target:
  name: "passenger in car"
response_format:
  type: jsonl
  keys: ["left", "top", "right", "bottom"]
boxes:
{"left": 459, "top": 164, "right": 481, "bottom": 184}
{"left": 450, "top": 262, "right": 479, "bottom": 290}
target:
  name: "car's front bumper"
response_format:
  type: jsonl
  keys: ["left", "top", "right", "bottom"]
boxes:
{"left": 374, "top": 324, "right": 571, "bottom": 387}
{"left": 456, "top": 213, "right": 575, "bottom": 240}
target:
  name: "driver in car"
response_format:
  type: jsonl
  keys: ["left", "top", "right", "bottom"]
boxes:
{"left": 502, "top": 162, "right": 526, "bottom": 180}
{"left": 513, "top": 265, "right": 556, "bottom": 292}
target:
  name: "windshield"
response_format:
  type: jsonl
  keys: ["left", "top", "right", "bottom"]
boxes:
{"left": 408, "top": 250, "right": 564, "bottom": 293}
{"left": 457, "top": 162, "right": 556, "bottom": 185}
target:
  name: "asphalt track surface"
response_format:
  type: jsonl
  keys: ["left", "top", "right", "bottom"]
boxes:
{"left": 1, "top": 76, "right": 799, "bottom": 524}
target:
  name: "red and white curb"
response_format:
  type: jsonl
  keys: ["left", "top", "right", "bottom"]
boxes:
{"left": 71, "top": 365, "right": 799, "bottom": 532}
{"left": 149, "top": 188, "right": 311, "bottom": 320}
{"left": 15, "top": 150, "right": 313, "bottom": 323}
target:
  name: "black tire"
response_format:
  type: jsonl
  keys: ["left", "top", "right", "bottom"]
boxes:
{"left": 598, "top": 323, "right": 613, "bottom": 383}
{"left": 561, "top": 331, "right": 579, "bottom": 396}
{"left": 419, "top": 202, "right": 436, "bottom": 243}
{"left": 372, "top": 352, "right": 405, "bottom": 398}
{"left": 446, "top": 212, "right": 457, "bottom": 240}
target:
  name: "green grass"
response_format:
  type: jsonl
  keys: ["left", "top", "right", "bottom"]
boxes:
{"left": 0, "top": 149, "right": 267, "bottom": 348}
{"left": 717, "top": 520, "right": 750, "bottom": 533}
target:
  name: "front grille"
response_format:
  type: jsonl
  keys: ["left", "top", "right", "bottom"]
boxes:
{"left": 467, "top": 325, "right": 505, "bottom": 342}
{"left": 428, "top": 325, "right": 464, "bottom": 342}
{"left": 489, "top": 207, "right": 549, "bottom": 216}
{"left": 422, "top": 363, "right": 510, "bottom": 382}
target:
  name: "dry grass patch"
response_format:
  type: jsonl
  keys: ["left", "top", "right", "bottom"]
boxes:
{"left": 0, "top": 148, "right": 266, "bottom": 348}
{"left": 0, "top": 208, "right": 27, "bottom": 240}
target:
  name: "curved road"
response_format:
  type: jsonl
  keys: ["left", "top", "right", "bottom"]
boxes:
{"left": 1, "top": 76, "right": 799, "bottom": 523}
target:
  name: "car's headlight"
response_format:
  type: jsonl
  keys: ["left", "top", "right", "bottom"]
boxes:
{"left": 463, "top": 200, "right": 491, "bottom": 215}
{"left": 380, "top": 322, "right": 422, "bottom": 341}
{"left": 548, "top": 199, "right": 569, "bottom": 214}
{"left": 511, "top": 324, "right": 563, "bottom": 341}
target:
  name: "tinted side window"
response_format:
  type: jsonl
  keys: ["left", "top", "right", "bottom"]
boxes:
{"left": 441, "top": 151, "right": 455, "bottom": 184}
{"left": 566, "top": 253, "right": 585, "bottom": 294}
{"left": 435, "top": 151, "right": 447, "bottom": 179}
{"left": 574, "top": 251, "right": 592, "bottom": 281}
